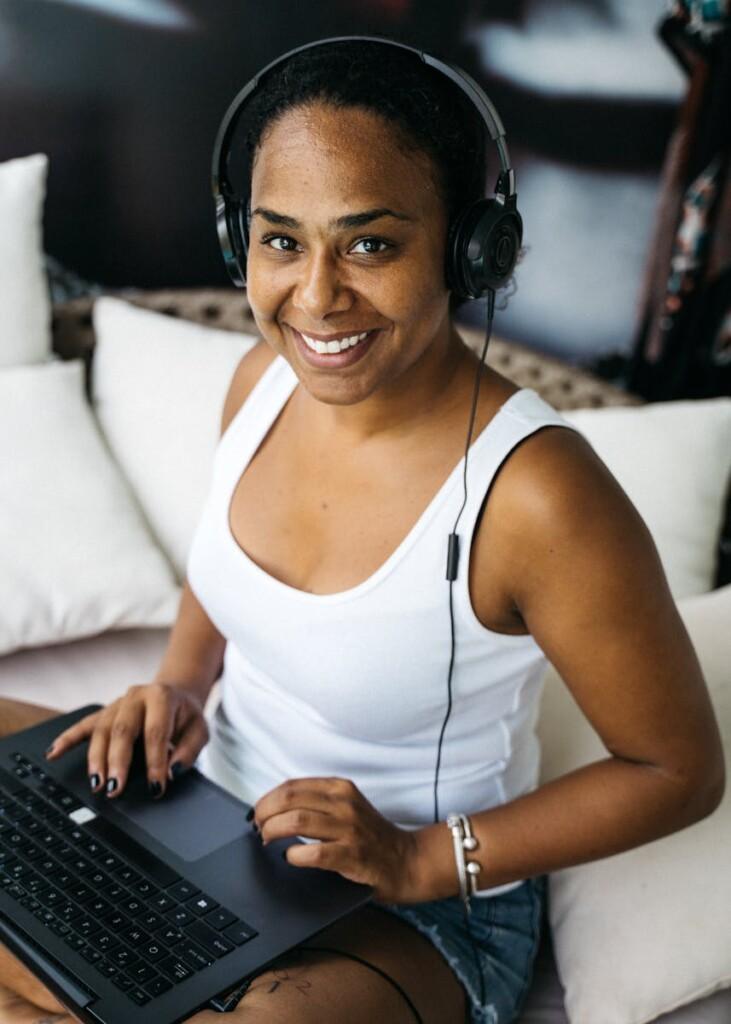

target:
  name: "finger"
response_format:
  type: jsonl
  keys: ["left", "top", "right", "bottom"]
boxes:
{"left": 142, "top": 686, "right": 176, "bottom": 798}
{"left": 259, "top": 808, "right": 338, "bottom": 847}
{"left": 86, "top": 715, "right": 113, "bottom": 793}
{"left": 255, "top": 777, "right": 351, "bottom": 830}
{"left": 44, "top": 712, "right": 100, "bottom": 761}
{"left": 104, "top": 701, "right": 144, "bottom": 798}
{"left": 166, "top": 708, "right": 209, "bottom": 782}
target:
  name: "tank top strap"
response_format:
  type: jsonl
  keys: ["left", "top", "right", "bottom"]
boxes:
{"left": 450, "top": 386, "right": 581, "bottom": 626}
{"left": 212, "top": 354, "right": 298, "bottom": 494}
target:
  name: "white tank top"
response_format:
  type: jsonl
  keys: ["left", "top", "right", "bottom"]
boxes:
{"left": 189, "top": 354, "right": 578, "bottom": 897}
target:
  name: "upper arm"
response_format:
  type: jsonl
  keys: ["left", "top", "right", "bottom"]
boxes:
{"left": 220, "top": 340, "right": 278, "bottom": 436}
{"left": 494, "top": 426, "right": 725, "bottom": 798}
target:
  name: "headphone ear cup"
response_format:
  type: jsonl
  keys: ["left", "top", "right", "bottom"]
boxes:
{"left": 447, "top": 199, "right": 523, "bottom": 299}
{"left": 215, "top": 194, "right": 248, "bottom": 288}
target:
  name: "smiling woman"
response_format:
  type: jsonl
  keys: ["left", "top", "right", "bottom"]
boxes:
{"left": 4, "top": 34, "right": 724, "bottom": 1024}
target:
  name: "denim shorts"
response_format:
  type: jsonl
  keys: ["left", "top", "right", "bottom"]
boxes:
{"left": 373, "top": 875, "right": 546, "bottom": 1024}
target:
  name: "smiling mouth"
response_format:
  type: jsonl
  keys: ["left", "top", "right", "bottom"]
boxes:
{"left": 294, "top": 329, "right": 375, "bottom": 355}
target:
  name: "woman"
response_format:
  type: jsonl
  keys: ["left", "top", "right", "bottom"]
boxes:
{"left": 0, "top": 38, "right": 724, "bottom": 1024}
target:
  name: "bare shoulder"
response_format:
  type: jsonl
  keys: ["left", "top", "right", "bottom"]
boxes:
{"left": 220, "top": 340, "right": 278, "bottom": 436}
{"left": 481, "top": 422, "right": 724, "bottom": 778}
{"left": 489, "top": 422, "right": 659, "bottom": 621}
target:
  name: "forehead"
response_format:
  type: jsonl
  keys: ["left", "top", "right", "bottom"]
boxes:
{"left": 250, "top": 102, "right": 442, "bottom": 218}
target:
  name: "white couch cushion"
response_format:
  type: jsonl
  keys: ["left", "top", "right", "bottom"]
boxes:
{"left": 0, "top": 153, "right": 51, "bottom": 366}
{"left": 537, "top": 584, "right": 731, "bottom": 1024}
{"left": 562, "top": 399, "right": 731, "bottom": 600}
{"left": 92, "top": 296, "right": 258, "bottom": 580}
{"left": 0, "top": 359, "right": 180, "bottom": 656}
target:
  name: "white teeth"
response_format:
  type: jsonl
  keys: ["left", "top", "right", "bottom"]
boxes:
{"left": 300, "top": 330, "right": 370, "bottom": 354}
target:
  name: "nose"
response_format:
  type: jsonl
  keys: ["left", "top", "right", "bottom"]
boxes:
{"left": 291, "top": 247, "right": 353, "bottom": 321}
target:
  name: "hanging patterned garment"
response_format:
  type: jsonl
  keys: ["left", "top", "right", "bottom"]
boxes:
{"left": 629, "top": 0, "right": 730, "bottom": 400}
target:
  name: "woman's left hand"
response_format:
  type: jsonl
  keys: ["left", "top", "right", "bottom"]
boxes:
{"left": 253, "top": 776, "right": 421, "bottom": 904}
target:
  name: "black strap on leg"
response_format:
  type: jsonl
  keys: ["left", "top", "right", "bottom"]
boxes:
{"left": 206, "top": 944, "right": 424, "bottom": 1022}
{"left": 302, "top": 945, "right": 424, "bottom": 1024}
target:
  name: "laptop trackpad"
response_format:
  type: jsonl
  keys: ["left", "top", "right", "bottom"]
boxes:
{"left": 108, "top": 768, "right": 249, "bottom": 862}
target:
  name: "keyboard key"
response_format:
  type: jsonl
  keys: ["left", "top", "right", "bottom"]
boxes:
{"left": 63, "top": 933, "right": 86, "bottom": 953}
{"left": 158, "top": 955, "right": 192, "bottom": 983}
{"left": 57, "top": 902, "right": 82, "bottom": 922}
{"left": 128, "top": 962, "right": 157, "bottom": 985}
{"left": 144, "top": 974, "right": 172, "bottom": 997}
{"left": 112, "top": 973, "right": 133, "bottom": 991}
{"left": 48, "top": 919, "right": 72, "bottom": 937}
{"left": 110, "top": 947, "right": 140, "bottom": 970}
{"left": 165, "top": 906, "right": 194, "bottom": 928}
{"left": 73, "top": 917, "right": 101, "bottom": 939}
{"left": 95, "top": 932, "right": 120, "bottom": 954}
{"left": 156, "top": 924, "right": 184, "bottom": 946}
{"left": 95, "top": 960, "right": 119, "bottom": 978}
{"left": 222, "top": 920, "right": 259, "bottom": 946}
{"left": 121, "top": 896, "right": 146, "bottom": 917}
{"left": 203, "top": 906, "right": 237, "bottom": 931}
{"left": 80, "top": 946, "right": 103, "bottom": 964}
{"left": 115, "top": 866, "right": 141, "bottom": 885}
{"left": 185, "top": 893, "right": 219, "bottom": 917}
{"left": 139, "top": 910, "right": 165, "bottom": 932}
{"left": 139, "top": 939, "right": 167, "bottom": 963}
{"left": 101, "top": 910, "right": 130, "bottom": 931}
{"left": 133, "top": 878, "right": 160, "bottom": 898}
{"left": 168, "top": 879, "right": 200, "bottom": 901}
{"left": 185, "top": 920, "right": 234, "bottom": 959}
{"left": 152, "top": 892, "right": 176, "bottom": 912}
{"left": 122, "top": 924, "right": 150, "bottom": 946}
{"left": 69, "top": 884, "right": 94, "bottom": 904}
{"left": 127, "top": 986, "right": 150, "bottom": 1005}
{"left": 175, "top": 940, "right": 212, "bottom": 972}
{"left": 87, "top": 897, "right": 112, "bottom": 918}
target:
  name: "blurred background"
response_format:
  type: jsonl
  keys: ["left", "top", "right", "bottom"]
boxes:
{"left": 1, "top": 0, "right": 728, "bottom": 397}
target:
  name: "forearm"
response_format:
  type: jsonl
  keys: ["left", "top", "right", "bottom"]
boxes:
{"left": 409, "top": 756, "right": 720, "bottom": 903}
{"left": 152, "top": 580, "right": 226, "bottom": 706}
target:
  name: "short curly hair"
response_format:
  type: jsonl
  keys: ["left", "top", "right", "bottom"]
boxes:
{"left": 235, "top": 37, "right": 490, "bottom": 315}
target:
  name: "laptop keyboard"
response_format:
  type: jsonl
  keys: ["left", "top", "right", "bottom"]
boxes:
{"left": 0, "top": 754, "right": 258, "bottom": 1007}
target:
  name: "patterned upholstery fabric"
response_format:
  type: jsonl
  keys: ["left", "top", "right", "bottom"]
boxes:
{"left": 51, "top": 288, "right": 644, "bottom": 412}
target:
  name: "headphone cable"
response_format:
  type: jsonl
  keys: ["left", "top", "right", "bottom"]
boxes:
{"left": 433, "top": 286, "right": 496, "bottom": 1011}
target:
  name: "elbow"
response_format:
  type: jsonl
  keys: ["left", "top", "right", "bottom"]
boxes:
{"left": 682, "top": 760, "right": 726, "bottom": 823}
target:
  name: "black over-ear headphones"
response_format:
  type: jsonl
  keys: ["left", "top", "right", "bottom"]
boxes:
{"left": 211, "top": 34, "right": 523, "bottom": 300}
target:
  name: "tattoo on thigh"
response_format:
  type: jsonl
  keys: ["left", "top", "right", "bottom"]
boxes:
{"left": 254, "top": 949, "right": 313, "bottom": 998}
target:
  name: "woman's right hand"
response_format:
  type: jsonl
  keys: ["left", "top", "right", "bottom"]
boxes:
{"left": 43, "top": 681, "right": 210, "bottom": 800}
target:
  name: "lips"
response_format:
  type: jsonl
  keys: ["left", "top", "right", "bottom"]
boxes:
{"left": 290, "top": 326, "right": 380, "bottom": 369}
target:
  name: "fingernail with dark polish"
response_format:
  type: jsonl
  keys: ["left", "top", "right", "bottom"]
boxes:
{"left": 89, "top": 773, "right": 100, "bottom": 790}
{"left": 245, "top": 807, "right": 254, "bottom": 821}
{"left": 170, "top": 761, "right": 185, "bottom": 780}
{"left": 148, "top": 780, "right": 162, "bottom": 798}
{"left": 105, "top": 778, "right": 118, "bottom": 795}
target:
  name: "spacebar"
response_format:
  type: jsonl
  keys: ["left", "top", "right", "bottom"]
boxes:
{"left": 87, "top": 818, "right": 181, "bottom": 887}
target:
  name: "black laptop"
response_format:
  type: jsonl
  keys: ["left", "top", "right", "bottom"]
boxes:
{"left": 0, "top": 705, "right": 372, "bottom": 1023}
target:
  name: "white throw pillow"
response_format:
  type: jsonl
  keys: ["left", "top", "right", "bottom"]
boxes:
{"left": 0, "top": 153, "right": 51, "bottom": 366}
{"left": 537, "top": 583, "right": 731, "bottom": 1024}
{"left": 0, "top": 360, "right": 180, "bottom": 656}
{"left": 92, "top": 296, "right": 258, "bottom": 580}
{"left": 562, "top": 400, "right": 731, "bottom": 600}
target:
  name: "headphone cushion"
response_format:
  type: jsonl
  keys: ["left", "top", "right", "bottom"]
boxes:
{"left": 448, "top": 199, "right": 523, "bottom": 298}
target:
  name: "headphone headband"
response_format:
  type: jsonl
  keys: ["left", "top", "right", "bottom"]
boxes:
{"left": 212, "top": 34, "right": 522, "bottom": 298}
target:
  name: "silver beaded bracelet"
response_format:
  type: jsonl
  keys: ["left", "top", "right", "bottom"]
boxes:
{"left": 446, "top": 812, "right": 481, "bottom": 914}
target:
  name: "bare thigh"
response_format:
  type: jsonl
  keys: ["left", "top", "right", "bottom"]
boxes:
{"left": 185, "top": 903, "right": 469, "bottom": 1024}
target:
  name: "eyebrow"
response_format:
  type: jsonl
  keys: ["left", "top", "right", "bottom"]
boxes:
{"left": 250, "top": 206, "right": 414, "bottom": 231}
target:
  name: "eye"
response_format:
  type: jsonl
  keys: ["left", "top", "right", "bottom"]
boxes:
{"left": 350, "top": 237, "right": 392, "bottom": 255}
{"left": 259, "top": 234, "right": 300, "bottom": 252}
